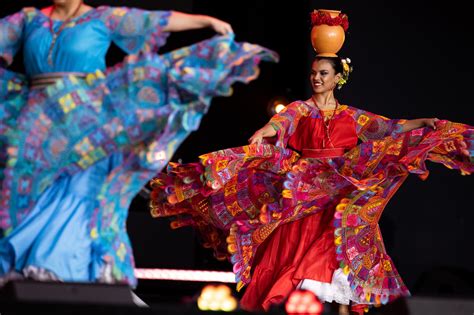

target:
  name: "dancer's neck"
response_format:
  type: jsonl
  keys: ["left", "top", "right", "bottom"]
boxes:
{"left": 311, "top": 92, "right": 337, "bottom": 110}
{"left": 49, "top": 0, "right": 85, "bottom": 20}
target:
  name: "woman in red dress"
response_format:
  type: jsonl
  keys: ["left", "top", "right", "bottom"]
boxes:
{"left": 149, "top": 56, "right": 473, "bottom": 313}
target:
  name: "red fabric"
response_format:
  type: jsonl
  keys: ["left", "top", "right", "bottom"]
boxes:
{"left": 302, "top": 147, "right": 346, "bottom": 158}
{"left": 350, "top": 304, "right": 368, "bottom": 314}
{"left": 287, "top": 110, "right": 358, "bottom": 152}
{"left": 240, "top": 113, "right": 356, "bottom": 311}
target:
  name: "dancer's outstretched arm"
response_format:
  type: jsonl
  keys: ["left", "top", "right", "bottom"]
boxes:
{"left": 401, "top": 118, "right": 439, "bottom": 132}
{"left": 164, "top": 11, "right": 233, "bottom": 35}
{"left": 248, "top": 124, "right": 277, "bottom": 145}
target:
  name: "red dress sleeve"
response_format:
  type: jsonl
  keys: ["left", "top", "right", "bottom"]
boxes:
{"left": 347, "top": 107, "right": 406, "bottom": 142}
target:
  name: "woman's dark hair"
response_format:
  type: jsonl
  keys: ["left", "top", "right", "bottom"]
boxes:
{"left": 313, "top": 56, "right": 343, "bottom": 75}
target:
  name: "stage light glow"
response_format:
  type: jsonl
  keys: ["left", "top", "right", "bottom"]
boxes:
{"left": 267, "top": 96, "right": 289, "bottom": 116}
{"left": 284, "top": 289, "right": 323, "bottom": 315}
{"left": 197, "top": 297, "right": 210, "bottom": 311}
{"left": 197, "top": 284, "right": 238, "bottom": 312}
{"left": 275, "top": 103, "right": 286, "bottom": 113}
{"left": 221, "top": 298, "right": 238, "bottom": 312}
{"left": 134, "top": 268, "right": 236, "bottom": 283}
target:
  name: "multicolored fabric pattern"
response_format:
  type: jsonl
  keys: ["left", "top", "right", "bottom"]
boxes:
{"left": 332, "top": 121, "right": 473, "bottom": 304}
{"left": 0, "top": 10, "right": 27, "bottom": 66}
{"left": 98, "top": 7, "right": 171, "bottom": 54}
{"left": 0, "top": 10, "right": 278, "bottom": 285}
{"left": 150, "top": 101, "right": 473, "bottom": 301}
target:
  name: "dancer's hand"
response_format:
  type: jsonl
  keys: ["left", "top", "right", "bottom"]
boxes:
{"left": 423, "top": 118, "right": 440, "bottom": 129}
{"left": 459, "top": 140, "right": 471, "bottom": 157}
{"left": 249, "top": 124, "right": 277, "bottom": 145}
{"left": 249, "top": 130, "right": 264, "bottom": 145}
{"left": 207, "top": 17, "right": 233, "bottom": 35}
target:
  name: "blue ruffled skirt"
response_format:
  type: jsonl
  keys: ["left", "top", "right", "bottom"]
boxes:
{"left": 0, "top": 35, "right": 278, "bottom": 286}
{"left": 0, "top": 154, "right": 123, "bottom": 282}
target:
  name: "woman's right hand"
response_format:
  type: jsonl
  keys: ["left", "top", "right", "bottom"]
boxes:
{"left": 248, "top": 130, "right": 264, "bottom": 145}
{"left": 248, "top": 124, "right": 277, "bottom": 145}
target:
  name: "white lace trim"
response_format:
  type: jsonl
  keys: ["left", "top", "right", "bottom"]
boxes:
{"left": 1, "top": 259, "right": 116, "bottom": 287}
{"left": 98, "top": 259, "right": 115, "bottom": 284}
{"left": 297, "top": 268, "right": 363, "bottom": 305}
{"left": 23, "top": 266, "right": 61, "bottom": 282}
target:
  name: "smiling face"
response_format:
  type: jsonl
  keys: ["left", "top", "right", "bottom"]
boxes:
{"left": 310, "top": 58, "right": 342, "bottom": 95}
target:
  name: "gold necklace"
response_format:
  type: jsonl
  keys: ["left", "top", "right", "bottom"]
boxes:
{"left": 311, "top": 96, "right": 338, "bottom": 148}
{"left": 47, "top": 1, "right": 84, "bottom": 66}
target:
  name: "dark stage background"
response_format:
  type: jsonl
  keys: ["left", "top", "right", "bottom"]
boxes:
{"left": 3, "top": 0, "right": 474, "bottom": 300}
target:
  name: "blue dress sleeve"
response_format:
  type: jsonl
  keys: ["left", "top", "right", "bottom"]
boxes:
{"left": 0, "top": 10, "right": 26, "bottom": 67}
{"left": 99, "top": 6, "right": 171, "bottom": 54}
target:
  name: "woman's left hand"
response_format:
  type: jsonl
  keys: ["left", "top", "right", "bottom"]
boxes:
{"left": 207, "top": 17, "right": 233, "bottom": 35}
{"left": 424, "top": 118, "right": 440, "bottom": 129}
{"left": 459, "top": 140, "right": 471, "bottom": 157}
{"left": 423, "top": 119, "right": 470, "bottom": 156}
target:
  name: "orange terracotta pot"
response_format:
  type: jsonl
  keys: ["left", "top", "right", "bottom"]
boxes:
{"left": 310, "top": 9, "right": 345, "bottom": 57}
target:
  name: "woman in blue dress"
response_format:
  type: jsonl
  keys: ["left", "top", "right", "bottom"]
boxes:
{"left": 0, "top": 0, "right": 278, "bottom": 287}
